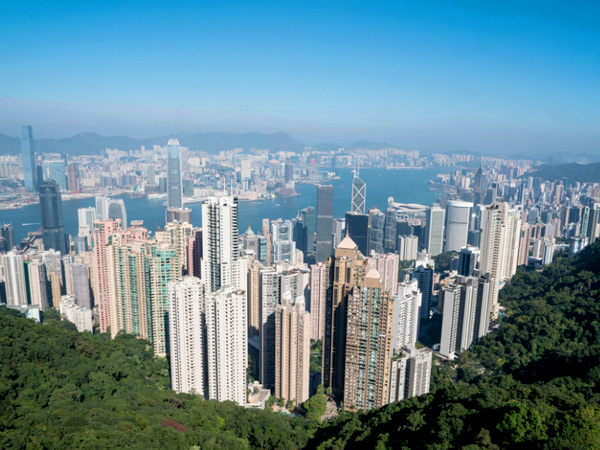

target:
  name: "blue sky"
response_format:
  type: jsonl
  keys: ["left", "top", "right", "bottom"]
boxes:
{"left": 0, "top": 0, "right": 599, "bottom": 153}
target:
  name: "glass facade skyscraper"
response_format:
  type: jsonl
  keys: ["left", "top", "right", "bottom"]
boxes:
{"left": 39, "top": 180, "right": 67, "bottom": 254}
{"left": 20, "top": 125, "right": 38, "bottom": 192}
{"left": 316, "top": 185, "right": 334, "bottom": 263}
{"left": 167, "top": 139, "right": 183, "bottom": 209}
{"left": 43, "top": 160, "right": 68, "bottom": 192}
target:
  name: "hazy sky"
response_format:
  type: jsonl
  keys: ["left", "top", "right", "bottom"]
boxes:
{"left": 1, "top": 1, "right": 599, "bottom": 153}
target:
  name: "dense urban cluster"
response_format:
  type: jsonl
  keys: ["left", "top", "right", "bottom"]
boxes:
{"left": 1, "top": 125, "right": 599, "bottom": 420}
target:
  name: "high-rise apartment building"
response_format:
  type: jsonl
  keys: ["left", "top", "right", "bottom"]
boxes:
{"left": 39, "top": 180, "right": 67, "bottom": 254}
{"left": 20, "top": 125, "right": 38, "bottom": 192}
{"left": 271, "top": 219, "right": 296, "bottom": 264}
{"left": 410, "top": 251, "right": 435, "bottom": 319}
{"left": 444, "top": 200, "right": 472, "bottom": 252}
{"left": 156, "top": 220, "right": 193, "bottom": 274}
{"left": 27, "top": 258, "right": 49, "bottom": 310}
{"left": 167, "top": 139, "right": 183, "bottom": 209}
{"left": 479, "top": 201, "right": 521, "bottom": 317}
{"left": 259, "top": 266, "right": 279, "bottom": 388}
{"left": 2, "top": 250, "right": 27, "bottom": 305}
{"left": 275, "top": 296, "right": 311, "bottom": 405}
{"left": 316, "top": 185, "right": 334, "bottom": 262}
{"left": 201, "top": 196, "right": 246, "bottom": 293}
{"left": 343, "top": 269, "right": 393, "bottom": 410}
{"left": 392, "top": 279, "right": 421, "bottom": 350}
{"left": 439, "top": 274, "right": 493, "bottom": 358}
{"left": 322, "top": 236, "right": 367, "bottom": 397}
{"left": 426, "top": 204, "right": 445, "bottom": 256}
{"left": 367, "top": 252, "right": 399, "bottom": 296}
{"left": 310, "top": 262, "right": 327, "bottom": 341}
{"left": 389, "top": 346, "right": 432, "bottom": 403}
{"left": 169, "top": 277, "right": 247, "bottom": 406}
{"left": 458, "top": 246, "right": 480, "bottom": 277}
{"left": 398, "top": 234, "right": 419, "bottom": 261}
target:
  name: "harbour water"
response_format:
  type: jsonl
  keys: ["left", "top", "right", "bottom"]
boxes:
{"left": 0, "top": 167, "right": 448, "bottom": 243}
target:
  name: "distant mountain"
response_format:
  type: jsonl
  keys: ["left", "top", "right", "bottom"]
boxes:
{"left": 525, "top": 162, "right": 600, "bottom": 184}
{"left": 0, "top": 131, "right": 304, "bottom": 155}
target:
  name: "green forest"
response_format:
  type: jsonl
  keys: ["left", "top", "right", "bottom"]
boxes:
{"left": 2, "top": 243, "right": 600, "bottom": 449}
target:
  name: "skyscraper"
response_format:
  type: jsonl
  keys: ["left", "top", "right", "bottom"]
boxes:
{"left": 316, "top": 185, "right": 334, "bottom": 263}
{"left": 410, "top": 251, "right": 435, "bottom": 319}
{"left": 78, "top": 207, "right": 97, "bottom": 246}
{"left": 444, "top": 200, "right": 472, "bottom": 252}
{"left": 201, "top": 196, "right": 246, "bottom": 293}
{"left": 389, "top": 346, "right": 432, "bottom": 403}
{"left": 167, "top": 138, "right": 183, "bottom": 210}
{"left": 368, "top": 208, "right": 385, "bottom": 254}
{"left": 39, "top": 180, "right": 67, "bottom": 254}
{"left": 2, "top": 250, "right": 27, "bottom": 305}
{"left": 310, "top": 262, "right": 327, "bottom": 340}
{"left": 43, "top": 160, "right": 68, "bottom": 192}
{"left": 343, "top": 269, "right": 393, "bottom": 410}
{"left": 20, "top": 125, "right": 38, "bottom": 192}
{"left": 95, "top": 196, "right": 109, "bottom": 221}
{"left": 275, "top": 295, "right": 311, "bottom": 405}
{"left": 27, "top": 258, "right": 49, "bottom": 310}
{"left": 344, "top": 211, "right": 369, "bottom": 256}
{"left": 107, "top": 199, "right": 127, "bottom": 229}
{"left": 271, "top": 219, "right": 296, "bottom": 264}
{"left": 426, "top": 204, "right": 445, "bottom": 256}
{"left": 392, "top": 279, "right": 421, "bottom": 350}
{"left": 479, "top": 201, "right": 521, "bottom": 318}
{"left": 383, "top": 207, "right": 397, "bottom": 252}
{"left": 1, "top": 224, "right": 15, "bottom": 251}
{"left": 351, "top": 171, "right": 366, "bottom": 214}
{"left": 322, "top": 236, "right": 367, "bottom": 397}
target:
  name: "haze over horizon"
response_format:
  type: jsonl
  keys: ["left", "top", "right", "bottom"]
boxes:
{"left": 1, "top": 1, "right": 599, "bottom": 154}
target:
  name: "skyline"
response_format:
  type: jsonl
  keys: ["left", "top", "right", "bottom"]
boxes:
{"left": 0, "top": 1, "right": 599, "bottom": 153}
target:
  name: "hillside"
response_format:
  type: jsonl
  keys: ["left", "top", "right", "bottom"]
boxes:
{"left": 0, "top": 131, "right": 304, "bottom": 155}
{"left": 525, "top": 163, "right": 600, "bottom": 184}
{"left": 1, "top": 244, "right": 600, "bottom": 449}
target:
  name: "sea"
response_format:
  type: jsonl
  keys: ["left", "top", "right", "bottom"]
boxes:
{"left": 0, "top": 167, "right": 448, "bottom": 243}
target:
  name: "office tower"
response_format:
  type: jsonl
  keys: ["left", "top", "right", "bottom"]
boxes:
{"left": 169, "top": 277, "right": 207, "bottom": 396}
{"left": 167, "top": 138, "right": 183, "bottom": 209}
{"left": 368, "top": 208, "right": 385, "bottom": 254}
{"left": 384, "top": 207, "right": 397, "bottom": 252}
{"left": 272, "top": 219, "right": 296, "bottom": 264}
{"left": 92, "top": 219, "right": 122, "bottom": 334}
{"left": 316, "top": 185, "right": 334, "bottom": 262}
{"left": 27, "top": 258, "right": 49, "bottom": 310}
{"left": 201, "top": 196, "right": 246, "bottom": 293}
{"left": 392, "top": 279, "right": 421, "bottom": 350}
{"left": 389, "top": 347, "right": 432, "bottom": 403}
{"left": 39, "top": 180, "right": 67, "bottom": 255}
{"left": 78, "top": 207, "right": 96, "bottom": 246}
{"left": 108, "top": 199, "right": 128, "bottom": 229}
{"left": 247, "top": 259, "right": 262, "bottom": 337}
{"left": 262, "top": 218, "right": 273, "bottom": 266}
{"left": 444, "top": 200, "right": 472, "bottom": 252}
{"left": 343, "top": 269, "right": 393, "bottom": 411}
{"left": 73, "top": 236, "right": 88, "bottom": 254}
{"left": 310, "top": 262, "right": 327, "bottom": 340}
{"left": 458, "top": 246, "right": 480, "bottom": 277}
{"left": 187, "top": 229, "right": 203, "bottom": 278}
{"left": 21, "top": 125, "right": 38, "bottom": 192}
{"left": 473, "top": 160, "right": 485, "bottom": 204}
{"left": 167, "top": 207, "right": 192, "bottom": 224}
{"left": 95, "top": 196, "right": 109, "bottom": 221}
{"left": 2, "top": 250, "right": 27, "bottom": 305}
{"left": 60, "top": 295, "right": 93, "bottom": 332}
{"left": 439, "top": 275, "right": 493, "bottom": 358}
{"left": 425, "top": 204, "right": 445, "bottom": 256}
{"left": 367, "top": 252, "right": 399, "bottom": 295}
{"left": 322, "top": 236, "right": 367, "bottom": 397}
{"left": 479, "top": 201, "right": 521, "bottom": 318}
{"left": 333, "top": 218, "right": 345, "bottom": 249}
{"left": 410, "top": 251, "right": 435, "bottom": 318}
{"left": 1, "top": 224, "right": 15, "bottom": 251}
{"left": 300, "top": 206, "right": 315, "bottom": 257}
{"left": 397, "top": 235, "right": 418, "bottom": 261}
{"left": 157, "top": 220, "right": 194, "bottom": 274}
{"left": 43, "top": 160, "right": 68, "bottom": 192}
{"left": 467, "top": 229, "right": 481, "bottom": 247}
{"left": 275, "top": 296, "right": 311, "bottom": 405}
{"left": 66, "top": 162, "right": 79, "bottom": 191}
{"left": 351, "top": 171, "right": 366, "bottom": 214}
{"left": 345, "top": 211, "right": 369, "bottom": 256}
{"left": 259, "top": 266, "right": 280, "bottom": 388}
{"left": 71, "top": 262, "right": 92, "bottom": 309}
{"left": 284, "top": 160, "right": 294, "bottom": 184}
